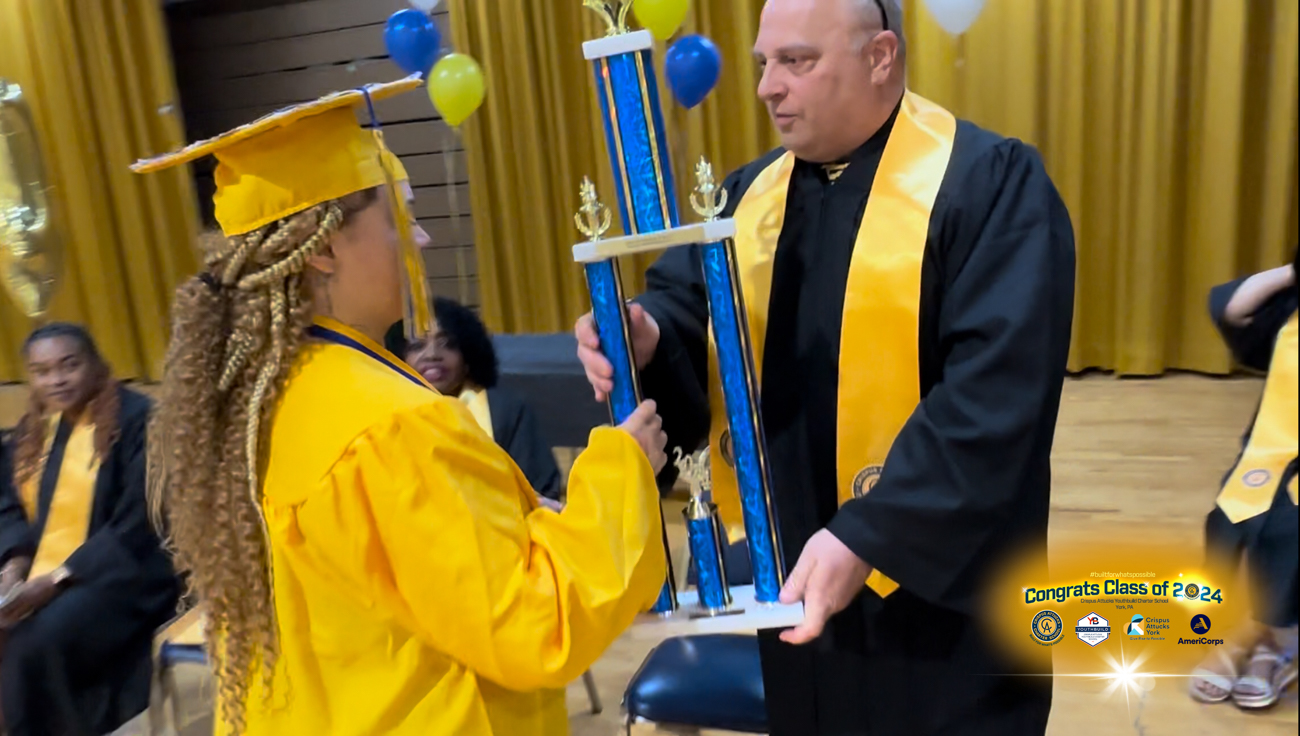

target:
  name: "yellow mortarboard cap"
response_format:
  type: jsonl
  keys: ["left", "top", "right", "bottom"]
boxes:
{"left": 132, "top": 75, "right": 422, "bottom": 236}
{"left": 133, "top": 74, "right": 434, "bottom": 340}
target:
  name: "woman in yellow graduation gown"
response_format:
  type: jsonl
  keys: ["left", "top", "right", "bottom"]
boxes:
{"left": 136, "top": 77, "right": 668, "bottom": 735}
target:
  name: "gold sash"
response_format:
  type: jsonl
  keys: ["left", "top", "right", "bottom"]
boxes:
{"left": 1216, "top": 310, "right": 1299, "bottom": 523}
{"left": 459, "top": 386, "right": 494, "bottom": 440}
{"left": 708, "top": 92, "right": 956, "bottom": 598}
{"left": 20, "top": 413, "right": 100, "bottom": 578}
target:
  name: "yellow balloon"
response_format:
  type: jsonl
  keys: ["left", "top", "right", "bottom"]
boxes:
{"left": 633, "top": 0, "right": 689, "bottom": 41}
{"left": 428, "top": 53, "right": 485, "bottom": 127}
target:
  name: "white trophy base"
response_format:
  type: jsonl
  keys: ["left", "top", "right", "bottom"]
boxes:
{"left": 628, "top": 584, "right": 805, "bottom": 640}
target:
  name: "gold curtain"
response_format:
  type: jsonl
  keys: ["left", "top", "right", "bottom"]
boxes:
{"left": 0, "top": 0, "right": 199, "bottom": 382}
{"left": 452, "top": 0, "right": 1298, "bottom": 375}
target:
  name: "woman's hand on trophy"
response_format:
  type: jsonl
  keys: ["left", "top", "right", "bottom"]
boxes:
{"left": 575, "top": 304, "right": 661, "bottom": 402}
{"left": 618, "top": 399, "right": 669, "bottom": 474}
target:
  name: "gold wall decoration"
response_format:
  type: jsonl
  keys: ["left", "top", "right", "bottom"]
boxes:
{"left": 0, "top": 79, "right": 57, "bottom": 320}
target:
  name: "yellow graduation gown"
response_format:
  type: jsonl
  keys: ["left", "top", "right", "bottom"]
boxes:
{"left": 223, "top": 318, "right": 666, "bottom": 735}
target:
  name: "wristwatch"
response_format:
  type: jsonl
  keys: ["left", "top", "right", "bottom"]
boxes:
{"left": 50, "top": 565, "right": 74, "bottom": 589}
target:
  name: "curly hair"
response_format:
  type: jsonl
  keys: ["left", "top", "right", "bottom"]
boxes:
{"left": 384, "top": 298, "right": 499, "bottom": 389}
{"left": 146, "top": 187, "right": 378, "bottom": 730}
{"left": 11, "top": 323, "right": 121, "bottom": 489}
{"left": 433, "top": 298, "right": 499, "bottom": 389}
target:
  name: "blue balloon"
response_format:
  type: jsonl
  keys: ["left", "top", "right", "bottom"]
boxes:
{"left": 384, "top": 9, "right": 442, "bottom": 76}
{"left": 665, "top": 35, "right": 722, "bottom": 109}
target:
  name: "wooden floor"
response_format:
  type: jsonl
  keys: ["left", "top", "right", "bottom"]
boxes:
{"left": 5, "top": 375, "right": 1295, "bottom": 735}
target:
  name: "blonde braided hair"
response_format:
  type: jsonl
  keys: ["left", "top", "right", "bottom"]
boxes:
{"left": 147, "top": 188, "right": 377, "bottom": 731}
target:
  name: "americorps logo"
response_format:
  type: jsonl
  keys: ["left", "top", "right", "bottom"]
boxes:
{"left": 1191, "top": 614, "right": 1212, "bottom": 635}
{"left": 1178, "top": 636, "right": 1225, "bottom": 646}
{"left": 1075, "top": 612, "right": 1111, "bottom": 646}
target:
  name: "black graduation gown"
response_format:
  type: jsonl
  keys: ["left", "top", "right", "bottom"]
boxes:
{"left": 1204, "top": 276, "right": 1299, "bottom": 628}
{"left": 636, "top": 107, "right": 1076, "bottom": 735}
{"left": 0, "top": 386, "right": 181, "bottom": 736}
{"left": 487, "top": 386, "right": 564, "bottom": 500}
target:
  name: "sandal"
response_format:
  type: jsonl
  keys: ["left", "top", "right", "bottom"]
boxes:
{"left": 1231, "top": 644, "right": 1290, "bottom": 709}
{"left": 1271, "top": 650, "right": 1297, "bottom": 696}
{"left": 1190, "top": 647, "right": 1241, "bottom": 704}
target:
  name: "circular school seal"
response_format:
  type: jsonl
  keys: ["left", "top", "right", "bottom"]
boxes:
{"left": 1032, "top": 610, "right": 1064, "bottom": 646}
{"left": 851, "top": 465, "right": 884, "bottom": 498}
{"left": 1184, "top": 583, "right": 1200, "bottom": 599}
{"left": 719, "top": 430, "right": 735, "bottom": 468}
{"left": 1242, "top": 469, "right": 1272, "bottom": 488}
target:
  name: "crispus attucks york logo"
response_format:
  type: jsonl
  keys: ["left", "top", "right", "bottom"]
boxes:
{"left": 852, "top": 465, "right": 884, "bottom": 498}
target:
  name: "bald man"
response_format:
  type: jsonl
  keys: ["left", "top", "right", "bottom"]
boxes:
{"left": 577, "top": 0, "right": 1073, "bottom": 733}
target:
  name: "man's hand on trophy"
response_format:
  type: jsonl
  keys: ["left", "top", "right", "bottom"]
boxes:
{"left": 618, "top": 399, "right": 669, "bottom": 474}
{"left": 777, "top": 529, "right": 873, "bottom": 645}
{"left": 575, "top": 303, "right": 661, "bottom": 401}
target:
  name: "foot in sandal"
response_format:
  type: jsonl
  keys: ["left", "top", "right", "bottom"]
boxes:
{"left": 1232, "top": 636, "right": 1298, "bottom": 710}
{"left": 1190, "top": 646, "right": 1244, "bottom": 703}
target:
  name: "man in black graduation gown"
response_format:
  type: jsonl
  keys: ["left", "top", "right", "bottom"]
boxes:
{"left": 0, "top": 323, "right": 180, "bottom": 736}
{"left": 576, "top": 0, "right": 1075, "bottom": 733}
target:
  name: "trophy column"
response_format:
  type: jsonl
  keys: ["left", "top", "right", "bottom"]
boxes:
{"left": 579, "top": 25, "right": 682, "bottom": 615}
{"left": 689, "top": 164, "right": 786, "bottom": 605}
{"left": 674, "top": 448, "right": 732, "bottom": 616}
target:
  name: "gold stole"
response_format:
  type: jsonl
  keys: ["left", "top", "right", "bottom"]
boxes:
{"left": 707, "top": 92, "right": 956, "bottom": 598}
{"left": 1216, "top": 310, "right": 1299, "bottom": 522}
{"left": 459, "top": 386, "right": 494, "bottom": 440}
{"left": 20, "top": 413, "right": 100, "bottom": 578}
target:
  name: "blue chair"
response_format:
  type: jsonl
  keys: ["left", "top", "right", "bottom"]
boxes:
{"left": 623, "top": 633, "right": 767, "bottom": 734}
{"left": 149, "top": 607, "right": 208, "bottom": 736}
{"left": 155, "top": 641, "right": 207, "bottom": 728}
{"left": 624, "top": 538, "right": 766, "bottom": 733}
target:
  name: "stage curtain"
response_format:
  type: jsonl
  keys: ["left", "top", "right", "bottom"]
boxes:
{"left": 0, "top": 0, "right": 199, "bottom": 382}
{"left": 452, "top": 0, "right": 1298, "bottom": 375}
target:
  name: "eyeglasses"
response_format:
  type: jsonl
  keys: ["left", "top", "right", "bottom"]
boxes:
{"left": 874, "top": 0, "right": 890, "bottom": 32}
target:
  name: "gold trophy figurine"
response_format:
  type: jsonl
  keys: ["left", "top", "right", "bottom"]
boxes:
{"left": 675, "top": 447, "right": 736, "bottom": 617}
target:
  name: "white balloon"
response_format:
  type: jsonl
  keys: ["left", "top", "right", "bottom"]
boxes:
{"left": 923, "top": 0, "right": 987, "bottom": 36}
{"left": 410, "top": 0, "right": 441, "bottom": 11}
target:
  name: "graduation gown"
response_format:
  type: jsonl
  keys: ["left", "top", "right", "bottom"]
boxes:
{"left": 637, "top": 104, "right": 1075, "bottom": 735}
{"left": 487, "top": 386, "right": 564, "bottom": 501}
{"left": 1204, "top": 276, "right": 1298, "bottom": 628}
{"left": 0, "top": 386, "right": 181, "bottom": 736}
{"left": 226, "top": 317, "right": 665, "bottom": 736}
{"left": 382, "top": 323, "right": 563, "bottom": 500}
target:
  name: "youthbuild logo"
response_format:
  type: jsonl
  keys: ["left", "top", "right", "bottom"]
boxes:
{"left": 1075, "top": 612, "right": 1111, "bottom": 646}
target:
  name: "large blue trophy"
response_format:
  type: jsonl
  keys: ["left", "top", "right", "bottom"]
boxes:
{"left": 572, "top": 1, "right": 802, "bottom": 634}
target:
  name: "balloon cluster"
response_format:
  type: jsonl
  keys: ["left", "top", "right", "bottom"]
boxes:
{"left": 633, "top": 0, "right": 720, "bottom": 110}
{"left": 384, "top": 6, "right": 485, "bottom": 127}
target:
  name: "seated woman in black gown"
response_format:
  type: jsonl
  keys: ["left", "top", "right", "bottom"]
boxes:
{"left": 386, "top": 298, "right": 563, "bottom": 506}
{"left": 0, "top": 323, "right": 180, "bottom": 736}
{"left": 1190, "top": 253, "right": 1298, "bottom": 709}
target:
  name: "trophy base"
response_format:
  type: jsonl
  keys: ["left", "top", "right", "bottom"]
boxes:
{"left": 628, "top": 584, "right": 804, "bottom": 640}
